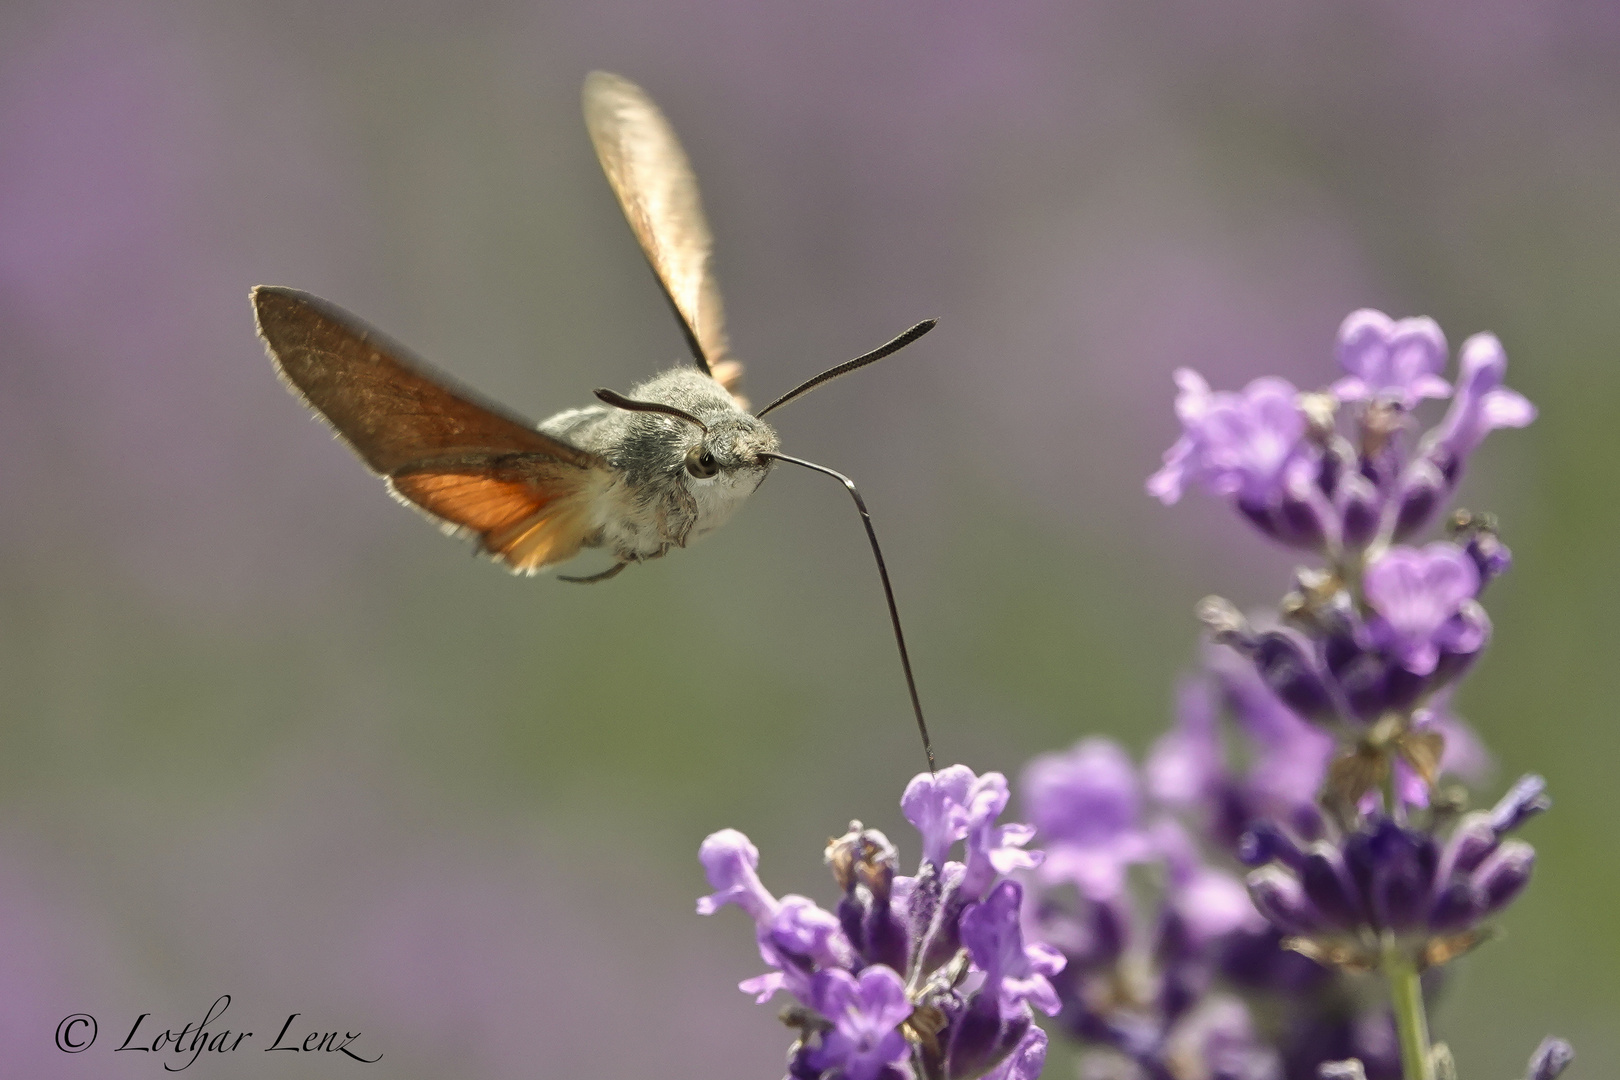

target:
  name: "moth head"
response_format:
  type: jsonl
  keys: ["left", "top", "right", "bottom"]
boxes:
{"left": 592, "top": 387, "right": 779, "bottom": 484}
{"left": 689, "top": 412, "right": 779, "bottom": 481}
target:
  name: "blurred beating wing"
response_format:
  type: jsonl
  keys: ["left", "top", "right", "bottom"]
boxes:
{"left": 253, "top": 285, "right": 614, "bottom": 575}
{"left": 583, "top": 70, "right": 734, "bottom": 381}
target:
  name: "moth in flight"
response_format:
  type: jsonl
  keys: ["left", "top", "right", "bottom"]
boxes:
{"left": 255, "top": 70, "right": 932, "bottom": 584}
{"left": 256, "top": 71, "right": 939, "bottom": 765}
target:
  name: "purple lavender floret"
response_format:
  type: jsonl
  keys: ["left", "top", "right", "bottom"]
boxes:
{"left": 1421, "top": 333, "right": 1537, "bottom": 469}
{"left": 698, "top": 766, "right": 1059, "bottom": 1080}
{"left": 903, "top": 765, "right": 976, "bottom": 868}
{"left": 804, "top": 968, "right": 914, "bottom": 1080}
{"left": 983, "top": 1027, "right": 1047, "bottom": 1080}
{"left": 1147, "top": 371, "right": 1330, "bottom": 551}
{"left": 949, "top": 882, "right": 1064, "bottom": 1079}
{"left": 1147, "top": 371, "right": 1308, "bottom": 507}
{"left": 1240, "top": 776, "right": 1546, "bottom": 970}
{"left": 1385, "top": 332, "right": 1534, "bottom": 540}
{"left": 1023, "top": 739, "right": 1151, "bottom": 900}
{"left": 958, "top": 772, "right": 1043, "bottom": 900}
{"left": 1332, "top": 310, "right": 1452, "bottom": 408}
{"left": 1361, "top": 543, "right": 1490, "bottom": 678}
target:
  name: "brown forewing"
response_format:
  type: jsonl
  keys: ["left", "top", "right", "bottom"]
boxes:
{"left": 582, "top": 70, "right": 733, "bottom": 376}
{"left": 254, "top": 285, "right": 611, "bottom": 573}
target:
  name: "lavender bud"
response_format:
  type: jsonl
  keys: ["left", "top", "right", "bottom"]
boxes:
{"left": 1489, "top": 775, "right": 1551, "bottom": 836}
{"left": 1299, "top": 847, "right": 1364, "bottom": 929}
{"left": 1389, "top": 459, "right": 1446, "bottom": 541}
{"left": 1365, "top": 825, "right": 1438, "bottom": 932}
{"left": 1240, "top": 822, "right": 1306, "bottom": 870}
{"left": 1527, "top": 1037, "right": 1575, "bottom": 1080}
{"left": 1441, "top": 813, "right": 1499, "bottom": 876}
{"left": 944, "top": 999, "right": 1031, "bottom": 1080}
{"left": 1324, "top": 632, "right": 1394, "bottom": 723}
{"left": 1427, "top": 880, "right": 1484, "bottom": 934}
{"left": 1474, "top": 841, "right": 1535, "bottom": 915}
{"left": 1238, "top": 500, "right": 1291, "bottom": 546}
{"left": 1247, "top": 866, "right": 1321, "bottom": 935}
{"left": 1464, "top": 529, "right": 1513, "bottom": 589}
{"left": 1335, "top": 471, "right": 1382, "bottom": 550}
{"left": 1279, "top": 461, "right": 1333, "bottom": 550}
{"left": 1251, "top": 629, "right": 1334, "bottom": 720}
{"left": 1089, "top": 894, "right": 1130, "bottom": 967}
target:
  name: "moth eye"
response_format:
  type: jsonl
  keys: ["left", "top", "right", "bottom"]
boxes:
{"left": 685, "top": 446, "right": 719, "bottom": 479}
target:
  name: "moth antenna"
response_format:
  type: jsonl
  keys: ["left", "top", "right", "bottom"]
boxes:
{"left": 594, "top": 388, "right": 708, "bottom": 432}
{"left": 755, "top": 319, "right": 937, "bottom": 419}
{"left": 758, "top": 451, "right": 936, "bottom": 773}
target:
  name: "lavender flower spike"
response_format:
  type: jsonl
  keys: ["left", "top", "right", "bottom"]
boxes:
{"left": 1362, "top": 543, "right": 1489, "bottom": 677}
{"left": 1332, "top": 309, "right": 1452, "bottom": 407}
{"left": 699, "top": 767, "right": 1052, "bottom": 1080}
{"left": 1081, "top": 305, "right": 1546, "bottom": 1080}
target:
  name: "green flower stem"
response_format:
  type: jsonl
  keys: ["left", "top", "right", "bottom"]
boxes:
{"left": 1383, "top": 938, "right": 1433, "bottom": 1080}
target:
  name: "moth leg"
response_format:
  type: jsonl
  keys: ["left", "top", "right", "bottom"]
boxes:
{"left": 558, "top": 561, "right": 630, "bottom": 584}
{"left": 657, "top": 490, "right": 699, "bottom": 549}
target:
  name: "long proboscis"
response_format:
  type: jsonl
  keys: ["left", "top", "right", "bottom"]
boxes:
{"left": 755, "top": 319, "right": 937, "bottom": 419}
{"left": 758, "top": 450, "right": 936, "bottom": 773}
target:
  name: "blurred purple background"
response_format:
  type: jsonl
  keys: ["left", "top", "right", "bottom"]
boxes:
{"left": 2, "top": 2, "right": 1616, "bottom": 1077}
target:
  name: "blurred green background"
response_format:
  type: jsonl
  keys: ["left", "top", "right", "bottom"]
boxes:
{"left": 1, "top": 2, "right": 1615, "bottom": 1077}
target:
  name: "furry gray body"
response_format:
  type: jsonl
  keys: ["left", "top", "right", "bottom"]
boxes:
{"left": 539, "top": 367, "right": 778, "bottom": 565}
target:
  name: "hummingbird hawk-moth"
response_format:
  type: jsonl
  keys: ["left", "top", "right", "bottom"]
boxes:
{"left": 255, "top": 71, "right": 939, "bottom": 765}
{"left": 254, "top": 70, "right": 932, "bottom": 584}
